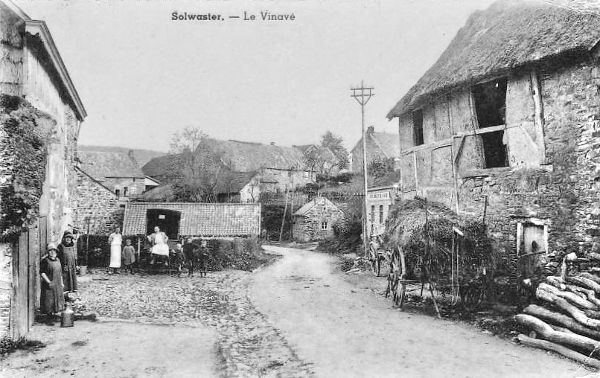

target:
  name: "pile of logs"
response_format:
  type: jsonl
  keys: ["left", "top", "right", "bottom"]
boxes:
{"left": 516, "top": 267, "right": 600, "bottom": 369}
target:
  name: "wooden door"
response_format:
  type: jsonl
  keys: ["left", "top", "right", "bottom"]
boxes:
{"left": 11, "top": 230, "right": 29, "bottom": 339}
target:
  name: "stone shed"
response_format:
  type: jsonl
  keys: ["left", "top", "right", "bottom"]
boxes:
{"left": 292, "top": 197, "right": 344, "bottom": 242}
{"left": 387, "top": 0, "right": 600, "bottom": 267}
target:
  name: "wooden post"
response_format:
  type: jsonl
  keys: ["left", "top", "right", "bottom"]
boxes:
{"left": 482, "top": 195, "right": 488, "bottom": 225}
{"left": 279, "top": 186, "right": 289, "bottom": 242}
{"left": 531, "top": 69, "right": 546, "bottom": 164}
{"left": 429, "top": 281, "right": 442, "bottom": 319}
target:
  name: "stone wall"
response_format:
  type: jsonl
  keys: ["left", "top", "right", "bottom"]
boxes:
{"left": 0, "top": 4, "right": 83, "bottom": 340}
{"left": 72, "top": 168, "right": 121, "bottom": 236}
{"left": 397, "top": 57, "right": 600, "bottom": 273}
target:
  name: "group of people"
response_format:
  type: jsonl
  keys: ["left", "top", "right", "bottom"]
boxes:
{"left": 107, "top": 226, "right": 210, "bottom": 277}
{"left": 40, "top": 231, "right": 79, "bottom": 322}
{"left": 39, "top": 226, "right": 212, "bottom": 321}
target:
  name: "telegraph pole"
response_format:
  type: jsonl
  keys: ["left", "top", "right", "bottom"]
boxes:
{"left": 351, "top": 81, "right": 374, "bottom": 257}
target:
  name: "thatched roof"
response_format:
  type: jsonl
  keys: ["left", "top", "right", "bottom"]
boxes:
{"left": 387, "top": 0, "right": 600, "bottom": 119}
{"left": 351, "top": 128, "right": 400, "bottom": 158}
{"left": 142, "top": 154, "right": 182, "bottom": 180}
{"left": 211, "top": 139, "right": 306, "bottom": 171}
{"left": 79, "top": 145, "right": 166, "bottom": 167}
{"left": 138, "top": 171, "right": 258, "bottom": 202}
{"left": 78, "top": 150, "right": 144, "bottom": 179}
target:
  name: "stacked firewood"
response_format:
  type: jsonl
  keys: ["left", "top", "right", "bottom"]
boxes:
{"left": 516, "top": 254, "right": 600, "bottom": 369}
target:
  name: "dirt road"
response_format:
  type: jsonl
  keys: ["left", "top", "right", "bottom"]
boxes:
{"left": 250, "top": 246, "right": 583, "bottom": 378}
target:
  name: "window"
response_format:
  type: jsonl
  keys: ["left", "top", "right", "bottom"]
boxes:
{"left": 481, "top": 131, "right": 508, "bottom": 168}
{"left": 472, "top": 78, "right": 509, "bottom": 168}
{"left": 321, "top": 221, "right": 328, "bottom": 230}
{"left": 123, "top": 187, "right": 128, "bottom": 197}
{"left": 115, "top": 189, "right": 120, "bottom": 196}
{"left": 379, "top": 205, "right": 384, "bottom": 224}
{"left": 412, "top": 109, "right": 424, "bottom": 146}
{"left": 370, "top": 205, "right": 375, "bottom": 222}
{"left": 473, "top": 78, "right": 507, "bottom": 128}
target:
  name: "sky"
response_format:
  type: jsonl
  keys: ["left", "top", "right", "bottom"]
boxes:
{"left": 14, "top": 0, "right": 496, "bottom": 152}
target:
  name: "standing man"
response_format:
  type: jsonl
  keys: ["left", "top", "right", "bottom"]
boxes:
{"left": 182, "top": 238, "right": 199, "bottom": 277}
{"left": 198, "top": 239, "right": 209, "bottom": 278}
{"left": 108, "top": 227, "right": 123, "bottom": 274}
{"left": 58, "top": 231, "right": 77, "bottom": 292}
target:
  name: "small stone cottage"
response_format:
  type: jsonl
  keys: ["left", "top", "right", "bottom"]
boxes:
{"left": 292, "top": 197, "right": 344, "bottom": 242}
{"left": 387, "top": 0, "right": 600, "bottom": 265}
{"left": 0, "top": 1, "right": 86, "bottom": 339}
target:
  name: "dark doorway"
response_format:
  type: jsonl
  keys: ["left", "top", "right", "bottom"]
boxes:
{"left": 481, "top": 131, "right": 508, "bottom": 168}
{"left": 146, "top": 209, "right": 181, "bottom": 240}
{"left": 412, "top": 109, "right": 424, "bottom": 146}
{"left": 473, "top": 78, "right": 507, "bottom": 128}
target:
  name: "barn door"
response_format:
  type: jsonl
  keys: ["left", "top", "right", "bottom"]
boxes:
{"left": 11, "top": 230, "right": 30, "bottom": 339}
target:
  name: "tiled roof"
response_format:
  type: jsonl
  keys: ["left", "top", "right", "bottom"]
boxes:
{"left": 78, "top": 150, "right": 144, "bottom": 179}
{"left": 123, "top": 202, "right": 261, "bottom": 237}
{"left": 294, "top": 197, "right": 341, "bottom": 217}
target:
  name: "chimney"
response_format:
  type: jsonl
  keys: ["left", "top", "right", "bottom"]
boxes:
{"left": 367, "top": 126, "right": 375, "bottom": 134}
{"left": 128, "top": 149, "right": 135, "bottom": 159}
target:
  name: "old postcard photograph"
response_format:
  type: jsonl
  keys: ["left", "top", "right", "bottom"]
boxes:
{"left": 1, "top": 0, "right": 600, "bottom": 377}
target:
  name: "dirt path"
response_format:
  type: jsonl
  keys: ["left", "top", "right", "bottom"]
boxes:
{"left": 250, "top": 246, "right": 584, "bottom": 378}
{"left": 0, "top": 321, "right": 217, "bottom": 378}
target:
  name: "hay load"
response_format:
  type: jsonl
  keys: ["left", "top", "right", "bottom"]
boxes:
{"left": 383, "top": 197, "right": 495, "bottom": 287}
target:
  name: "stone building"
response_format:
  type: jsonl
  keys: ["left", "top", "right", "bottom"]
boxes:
{"left": 292, "top": 197, "right": 344, "bottom": 242}
{"left": 78, "top": 149, "right": 146, "bottom": 201}
{"left": 387, "top": 0, "right": 600, "bottom": 264}
{"left": 143, "top": 138, "right": 316, "bottom": 196}
{"left": 350, "top": 126, "right": 400, "bottom": 173}
{"left": 72, "top": 167, "right": 121, "bottom": 235}
{"left": 0, "top": 1, "right": 86, "bottom": 339}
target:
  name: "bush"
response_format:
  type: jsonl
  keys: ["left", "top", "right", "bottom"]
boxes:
{"left": 0, "top": 337, "right": 44, "bottom": 356}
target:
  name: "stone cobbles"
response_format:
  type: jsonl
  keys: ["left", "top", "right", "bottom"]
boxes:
{"left": 78, "top": 271, "right": 314, "bottom": 377}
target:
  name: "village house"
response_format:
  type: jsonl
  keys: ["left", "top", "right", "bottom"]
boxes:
{"left": 387, "top": 0, "right": 600, "bottom": 264}
{"left": 292, "top": 197, "right": 344, "bottom": 242}
{"left": 0, "top": 1, "right": 86, "bottom": 339}
{"left": 293, "top": 144, "right": 340, "bottom": 176}
{"left": 143, "top": 138, "right": 316, "bottom": 197}
{"left": 141, "top": 171, "right": 261, "bottom": 204}
{"left": 350, "top": 126, "right": 400, "bottom": 173}
{"left": 122, "top": 202, "right": 261, "bottom": 241}
{"left": 367, "top": 173, "right": 400, "bottom": 237}
{"left": 78, "top": 149, "right": 148, "bottom": 201}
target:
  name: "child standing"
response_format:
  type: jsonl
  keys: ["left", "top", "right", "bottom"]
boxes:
{"left": 122, "top": 239, "right": 136, "bottom": 274}
{"left": 173, "top": 242, "right": 186, "bottom": 277}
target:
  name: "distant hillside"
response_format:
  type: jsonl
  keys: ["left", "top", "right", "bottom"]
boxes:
{"left": 78, "top": 145, "right": 166, "bottom": 167}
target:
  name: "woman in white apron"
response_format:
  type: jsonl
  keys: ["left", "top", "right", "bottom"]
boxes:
{"left": 148, "top": 226, "right": 169, "bottom": 265}
{"left": 108, "top": 227, "right": 122, "bottom": 274}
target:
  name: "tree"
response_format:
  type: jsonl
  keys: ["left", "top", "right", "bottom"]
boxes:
{"left": 368, "top": 156, "right": 396, "bottom": 179}
{"left": 169, "top": 127, "right": 226, "bottom": 202}
{"left": 320, "top": 131, "right": 349, "bottom": 170}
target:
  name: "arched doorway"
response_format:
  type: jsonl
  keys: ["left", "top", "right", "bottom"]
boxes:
{"left": 146, "top": 209, "right": 181, "bottom": 240}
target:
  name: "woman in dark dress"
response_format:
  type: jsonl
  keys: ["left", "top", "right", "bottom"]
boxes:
{"left": 41, "top": 243, "right": 65, "bottom": 321}
{"left": 58, "top": 232, "right": 78, "bottom": 292}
